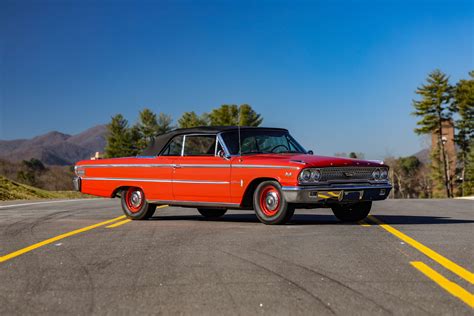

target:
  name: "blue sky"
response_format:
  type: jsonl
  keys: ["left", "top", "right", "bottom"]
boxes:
{"left": 1, "top": 0, "right": 473, "bottom": 159}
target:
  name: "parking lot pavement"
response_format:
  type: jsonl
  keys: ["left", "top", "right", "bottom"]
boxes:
{"left": 0, "top": 198, "right": 473, "bottom": 315}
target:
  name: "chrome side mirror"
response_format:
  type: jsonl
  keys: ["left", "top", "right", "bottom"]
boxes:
{"left": 217, "top": 150, "right": 230, "bottom": 160}
{"left": 307, "top": 150, "right": 314, "bottom": 155}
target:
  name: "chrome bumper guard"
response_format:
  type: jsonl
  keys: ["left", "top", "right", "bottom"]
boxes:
{"left": 73, "top": 176, "right": 81, "bottom": 192}
{"left": 281, "top": 183, "right": 392, "bottom": 203}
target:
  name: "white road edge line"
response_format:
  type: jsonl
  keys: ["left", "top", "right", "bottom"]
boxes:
{"left": 0, "top": 198, "right": 105, "bottom": 209}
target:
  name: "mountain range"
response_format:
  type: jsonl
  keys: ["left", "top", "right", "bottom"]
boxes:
{"left": 0, "top": 125, "right": 108, "bottom": 165}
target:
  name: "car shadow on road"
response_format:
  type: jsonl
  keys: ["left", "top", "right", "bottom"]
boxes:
{"left": 150, "top": 213, "right": 339, "bottom": 224}
{"left": 150, "top": 213, "right": 474, "bottom": 226}
{"left": 368, "top": 215, "right": 474, "bottom": 225}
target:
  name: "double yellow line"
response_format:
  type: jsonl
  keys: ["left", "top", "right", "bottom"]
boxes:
{"left": 104, "top": 205, "right": 168, "bottom": 228}
{"left": 366, "top": 215, "right": 474, "bottom": 308}
{"left": 0, "top": 215, "right": 126, "bottom": 263}
{"left": 0, "top": 205, "right": 169, "bottom": 264}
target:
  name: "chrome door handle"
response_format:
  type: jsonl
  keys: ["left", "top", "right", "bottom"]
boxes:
{"left": 173, "top": 164, "right": 182, "bottom": 169}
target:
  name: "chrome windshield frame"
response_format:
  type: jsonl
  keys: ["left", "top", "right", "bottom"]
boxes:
{"left": 217, "top": 130, "right": 307, "bottom": 157}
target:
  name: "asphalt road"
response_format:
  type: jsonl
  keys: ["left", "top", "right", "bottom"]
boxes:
{"left": 0, "top": 198, "right": 473, "bottom": 315}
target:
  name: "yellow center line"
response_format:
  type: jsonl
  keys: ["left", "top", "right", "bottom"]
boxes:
{"left": 105, "top": 206, "right": 167, "bottom": 228}
{"left": 368, "top": 215, "right": 474, "bottom": 285}
{"left": 411, "top": 261, "right": 474, "bottom": 308}
{"left": 106, "top": 219, "right": 132, "bottom": 228}
{"left": 358, "top": 220, "right": 371, "bottom": 227}
{"left": 0, "top": 215, "right": 126, "bottom": 263}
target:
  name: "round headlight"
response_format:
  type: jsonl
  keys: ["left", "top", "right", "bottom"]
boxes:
{"left": 300, "top": 169, "right": 312, "bottom": 182}
{"left": 372, "top": 168, "right": 381, "bottom": 180}
{"left": 380, "top": 168, "right": 388, "bottom": 179}
{"left": 311, "top": 169, "right": 321, "bottom": 181}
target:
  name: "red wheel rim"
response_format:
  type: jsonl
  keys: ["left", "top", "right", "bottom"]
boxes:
{"left": 125, "top": 187, "right": 144, "bottom": 213}
{"left": 259, "top": 185, "right": 281, "bottom": 216}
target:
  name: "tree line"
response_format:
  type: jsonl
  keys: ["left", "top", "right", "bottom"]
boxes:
{"left": 105, "top": 104, "right": 262, "bottom": 158}
{"left": 390, "top": 69, "right": 473, "bottom": 198}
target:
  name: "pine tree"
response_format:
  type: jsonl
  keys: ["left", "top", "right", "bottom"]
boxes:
{"left": 129, "top": 124, "right": 142, "bottom": 154}
{"left": 464, "top": 140, "right": 474, "bottom": 195}
{"left": 209, "top": 105, "right": 239, "bottom": 126}
{"left": 451, "top": 71, "right": 474, "bottom": 195}
{"left": 136, "top": 108, "right": 159, "bottom": 150}
{"left": 209, "top": 104, "right": 263, "bottom": 126}
{"left": 157, "top": 113, "right": 173, "bottom": 134}
{"left": 238, "top": 104, "right": 263, "bottom": 126}
{"left": 177, "top": 111, "right": 209, "bottom": 128}
{"left": 139, "top": 108, "right": 159, "bottom": 141}
{"left": 105, "top": 114, "right": 138, "bottom": 158}
{"left": 412, "top": 69, "right": 454, "bottom": 197}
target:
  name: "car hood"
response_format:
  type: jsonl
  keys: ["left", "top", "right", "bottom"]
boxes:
{"left": 239, "top": 153, "right": 386, "bottom": 168}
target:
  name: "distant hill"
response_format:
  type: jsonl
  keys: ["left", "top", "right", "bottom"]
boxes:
{"left": 413, "top": 148, "right": 430, "bottom": 165}
{"left": 0, "top": 176, "right": 86, "bottom": 200}
{"left": 0, "top": 125, "right": 108, "bottom": 165}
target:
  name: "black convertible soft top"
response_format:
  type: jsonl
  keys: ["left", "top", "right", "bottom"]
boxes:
{"left": 140, "top": 126, "right": 288, "bottom": 156}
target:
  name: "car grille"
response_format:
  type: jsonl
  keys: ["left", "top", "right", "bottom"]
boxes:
{"left": 319, "top": 167, "right": 376, "bottom": 182}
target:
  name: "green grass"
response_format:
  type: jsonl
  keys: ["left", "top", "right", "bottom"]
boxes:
{"left": 0, "top": 176, "right": 89, "bottom": 201}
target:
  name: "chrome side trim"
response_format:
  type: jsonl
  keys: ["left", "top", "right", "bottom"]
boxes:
{"left": 147, "top": 200, "right": 240, "bottom": 208}
{"left": 83, "top": 177, "right": 170, "bottom": 183}
{"left": 178, "top": 164, "right": 231, "bottom": 168}
{"left": 82, "top": 177, "right": 229, "bottom": 184}
{"left": 233, "top": 165, "right": 300, "bottom": 170}
{"left": 174, "top": 180, "right": 230, "bottom": 184}
{"left": 77, "top": 164, "right": 173, "bottom": 168}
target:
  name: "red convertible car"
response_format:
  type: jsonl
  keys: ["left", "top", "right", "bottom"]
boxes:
{"left": 74, "top": 127, "right": 391, "bottom": 225}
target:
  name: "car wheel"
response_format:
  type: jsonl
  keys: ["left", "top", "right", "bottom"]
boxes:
{"left": 121, "top": 187, "right": 156, "bottom": 220}
{"left": 197, "top": 208, "right": 227, "bottom": 218}
{"left": 331, "top": 201, "right": 372, "bottom": 222}
{"left": 253, "top": 180, "right": 295, "bottom": 225}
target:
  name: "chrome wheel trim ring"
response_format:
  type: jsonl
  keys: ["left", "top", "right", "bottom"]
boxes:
{"left": 130, "top": 191, "right": 143, "bottom": 208}
{"left": 265, "top": 191, "right": 279, "bottom": 211}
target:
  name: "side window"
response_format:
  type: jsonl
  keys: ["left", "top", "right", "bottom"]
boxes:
{"left": 161, "top": 136, "right": 184, "bottom": 156}
{"left": 183, "top": 135, "right": 216, "bottom": 156}
{"left": 241, "top": 137, "right": 258, "bottom": 153}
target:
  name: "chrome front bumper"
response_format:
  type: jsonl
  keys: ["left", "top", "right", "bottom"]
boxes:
{"left": 281, "top": 183, "right": 392, "bottom": 203}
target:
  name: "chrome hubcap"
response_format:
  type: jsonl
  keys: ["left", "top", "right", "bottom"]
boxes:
{"left": 265, "top": 191, "right": 279, "bottom": 211}
{"left": 130, "top": 191, "right": 142, "bottom": 207}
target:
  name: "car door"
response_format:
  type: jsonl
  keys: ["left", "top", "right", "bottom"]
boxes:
{"left": 141, "top": 135, "right": 183, "bottom": 201}
{"left": 172, "top": 134, "right": 231, "bottom": 203}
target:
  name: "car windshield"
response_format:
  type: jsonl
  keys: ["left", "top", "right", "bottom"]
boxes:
{"left": 220, "top": 130, "right": 306, "bottom": 155}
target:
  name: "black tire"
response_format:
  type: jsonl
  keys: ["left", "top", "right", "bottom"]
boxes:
{"left": 197, "top": 208, "right": 227, "bottom": 218}
{"left": 121, "top": 187, "right": 156, "bottom": 220}
{"left": 331, "top": 201, "right": 372, "bottom": 222}
{"left": 253, "top": 180, "right": 295, "bottom": 225}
